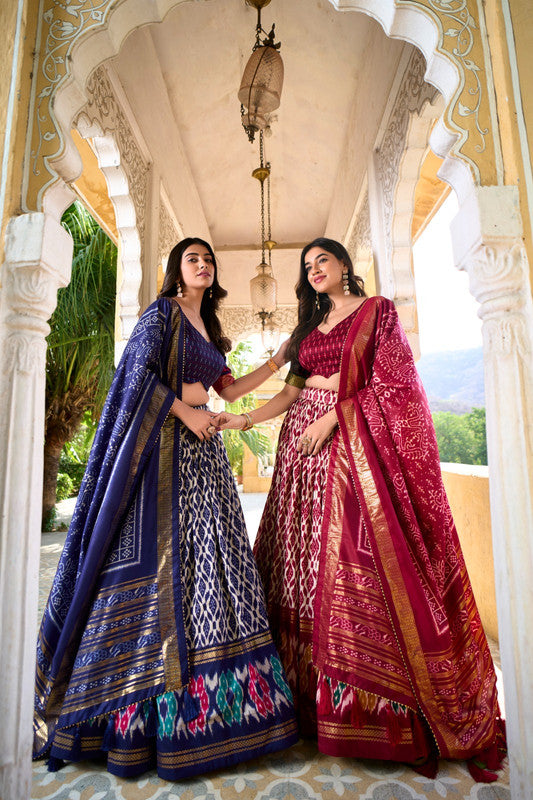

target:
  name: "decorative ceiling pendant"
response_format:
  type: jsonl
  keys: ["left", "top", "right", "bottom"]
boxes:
{"left": 238, "top": 0, "right": 284, "bottom": 143}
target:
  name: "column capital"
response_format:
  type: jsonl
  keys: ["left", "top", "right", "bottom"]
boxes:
{"left": 451, "top": 185, "right": 523, "bottom": 267}
{"left": 450, "top": 186, "right": 533, "bottom": 360}
{"left": 2, "top": 213, "right": 73, "bottom": 373}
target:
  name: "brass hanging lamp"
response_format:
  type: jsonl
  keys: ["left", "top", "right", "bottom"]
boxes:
{"left": 238, "top": 0, "right": 284, "bottom": 143}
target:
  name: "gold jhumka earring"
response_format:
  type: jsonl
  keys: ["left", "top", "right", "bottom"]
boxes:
{"left": 342, "top": 269, "right": 350, "bottom": 296}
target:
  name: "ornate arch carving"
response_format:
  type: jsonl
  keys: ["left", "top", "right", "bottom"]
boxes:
{"left": 74, "top": 65, "right": 149, "bottom": 337}
{"left": 24, "top": 0, "right": 498, "bottom": 219}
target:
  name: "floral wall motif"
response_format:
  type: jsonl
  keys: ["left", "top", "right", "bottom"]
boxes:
{"left": 376, "top": 49, "right": 439, "bottom": 270}
{"left": 397, "top": 0, "right": 497, "bottom": 183}
{"left": 347, "top": 191, "right": 371, "bottom": 266}
{"left": 158, "top": 199, "right": 179, "bottom": 269}
{"left": 219, "top": 306, "right": 298, "bottom": 343}
{"left": 22, "top": 0, "right": 124, "bottom": 211}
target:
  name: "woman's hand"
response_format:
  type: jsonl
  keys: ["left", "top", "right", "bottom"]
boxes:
{"left": 175, "top": 405, "right": 219, "bottom": 441}
{"left": 297, "top": 410, "right": 338, "bottom": 457}
{"left": 212, "top": 412, "right": 246, "bottom": 431}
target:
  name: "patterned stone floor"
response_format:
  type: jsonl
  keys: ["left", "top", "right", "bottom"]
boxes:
{"left": 33, "top": 495, "right": 510, "bottom": 800}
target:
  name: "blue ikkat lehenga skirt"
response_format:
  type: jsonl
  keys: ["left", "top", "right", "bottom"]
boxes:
{"left": 41, "top": 423, "right": 298, "bottom": 779}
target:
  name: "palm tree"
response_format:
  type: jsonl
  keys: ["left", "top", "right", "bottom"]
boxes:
{"left": 221, "top": 342, "right": 272, "bottom": 477}
{"left": 42, "top": 202, "right": 117, "bottom": 526}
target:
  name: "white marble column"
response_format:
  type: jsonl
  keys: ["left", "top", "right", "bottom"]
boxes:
{"left": 452, "top": 185, "right": 533, "bottom": 800}
{"left": 0, "top": 213, "right": 72, "bottom": 800}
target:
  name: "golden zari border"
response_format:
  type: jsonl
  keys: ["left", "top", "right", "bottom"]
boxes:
{"left": 156, "top": 719, "right": 298, "bottom": 768}
{"left": 157, "top": 303, "right": 185, "bottom": 689}
{"left": 343, "top": 401, "right": 464, "bottom": 756}
{"left": 191, "top": 630, "right": 274, "bottom": 667}
{"left": 157, "top": 414, "right": 183, "bottom": 689}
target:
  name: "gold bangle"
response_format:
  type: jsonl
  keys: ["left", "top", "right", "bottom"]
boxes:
{"left": 266, "top": 357, "right": 279, "bottom": 374}
{"left": 241, "top": 412, "right": 253, "bottom": 431}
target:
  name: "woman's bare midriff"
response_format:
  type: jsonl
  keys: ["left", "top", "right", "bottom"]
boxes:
{"left": 305, "top": 372, "right": 340, "bottom": 392}
{"left": 182, "top": 381, "right": 210, "bottom": 406}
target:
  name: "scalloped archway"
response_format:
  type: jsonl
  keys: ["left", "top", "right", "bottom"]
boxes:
{"left": 2, "top": 3, "right": 533, "bottom": 799}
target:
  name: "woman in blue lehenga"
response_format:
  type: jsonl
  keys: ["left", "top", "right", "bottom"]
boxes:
{"left": 34, "top": 238, "right": 297, "bottom": 779}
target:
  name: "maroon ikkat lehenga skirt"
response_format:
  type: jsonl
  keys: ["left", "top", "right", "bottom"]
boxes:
{"left": 253, "top": 387, "right": 433, "bottom": 763}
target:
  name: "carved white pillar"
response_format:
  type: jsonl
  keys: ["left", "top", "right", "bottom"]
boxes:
{"left": 452, "top": 186, "right": 533, "bottom": 800}
{"left": 0, "top": 213, "right": 72, "bottom": 800}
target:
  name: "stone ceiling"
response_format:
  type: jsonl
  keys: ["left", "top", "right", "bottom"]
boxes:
{"left": 108, "top": 0, "right": 408, "bottom": 303}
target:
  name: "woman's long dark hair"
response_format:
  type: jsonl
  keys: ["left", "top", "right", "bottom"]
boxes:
{"left": 286, "top": 237, "right": 366, "bottom": 365}
{"left": 158, "top": 237, "right": 231, "bottom": 355}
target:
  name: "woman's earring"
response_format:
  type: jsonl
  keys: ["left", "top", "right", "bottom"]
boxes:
{"left": 342, "top": 269, "right": 350, "bottom": 296}
{"left": 208, "top": 287, "right": 213, "bottom": 300}
{"left": 176, "top": 280, "right": 183, "bottom": 298}
{"left": 315, "top": 291, "right": 320, "bottom": 310}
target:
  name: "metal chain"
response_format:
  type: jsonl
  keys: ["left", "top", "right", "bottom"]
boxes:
{"left": 267, "top": 163, "right": 272, "bottom": 267}
{"left": 260, "top": 131, "right": 266, "bottom": 263}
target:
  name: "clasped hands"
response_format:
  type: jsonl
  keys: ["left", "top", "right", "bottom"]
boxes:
{"left": 178, "top": 408, "right": 253, "bottom": 442}
{"left": 207, "top": 408, "right": 338, "bottom": 457}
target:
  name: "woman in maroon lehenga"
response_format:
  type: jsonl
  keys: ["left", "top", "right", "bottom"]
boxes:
{"left": 216, "top": 238, "right": 505, "bottom": 781}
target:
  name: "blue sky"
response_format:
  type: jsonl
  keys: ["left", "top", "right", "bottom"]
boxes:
{"left": 244, "top": 192, "right": 482, "bottom": 360}
{"left": 413, "top": 193, "right": 482, "bottom": 355}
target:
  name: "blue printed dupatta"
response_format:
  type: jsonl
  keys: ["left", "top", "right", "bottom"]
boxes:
{"left": 34, "top": 298, "right": 188, "bottom": 756}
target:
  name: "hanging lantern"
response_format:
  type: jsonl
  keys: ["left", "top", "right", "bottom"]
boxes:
{"left": 239, "top": 46, "right": 284, "bottom": 142}
{"left": 239, "top": 0, "right": 283, "bottom": 142}
{"left": 250, "top": 262, "right": 277, "bottom": 315}
{"left": 261, "top": 315, "right": 280, "bottom": 355}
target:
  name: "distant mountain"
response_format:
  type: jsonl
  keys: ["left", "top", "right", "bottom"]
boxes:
{"left": 416, "top": 348, "right": 484, "bottom": 412}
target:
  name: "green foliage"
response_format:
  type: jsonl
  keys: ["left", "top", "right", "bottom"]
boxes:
{"left": 432, "top": 407, "right": 487, "bottom": 465}
{"left": 43, "top": 201, "right": 117, "bottom": 523}
{"left": 56, "top": 472, "right": 75, "bottom": 502}
{"left": 46, "top": 201, "right": 117, "bottom": 419}
{"left": 221, "top": 342, "right": 272, "bottom": 476}
{"left": 42, "top": 506, "right": 57, "bottom": 533}
{"left": 58, "top": 411, "right": 98, "bottom": 493}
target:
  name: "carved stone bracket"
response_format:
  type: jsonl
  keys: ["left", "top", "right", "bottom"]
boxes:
{"left": 2, "top": 214, "right": 73, "bottom": 359}
{"left": 468, "top": 244, "right": 532, "bottom": 359}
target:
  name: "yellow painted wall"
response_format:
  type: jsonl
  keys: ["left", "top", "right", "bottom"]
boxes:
{"left": 0, "top": 0, "right": 20, "bottom": 181}
{"left": 483, "top": 1, "right": 533, "bottom": 274}
{"left": 441, "top": 466, "right": 498, "bottom": 642}
{"left": 242, "top": 373, "right": 286, "bottom": 492}
{"left": 71, "top": 131, "right": 118, "bottom": 244}
{"left": 242, "top": 445, "right": 273, "bottom": 493}
{"left": 0, "top": 0, "right": 35, "bottom": 262}
{"left": 412, "top": 152, "right": 449, "bottom": 244}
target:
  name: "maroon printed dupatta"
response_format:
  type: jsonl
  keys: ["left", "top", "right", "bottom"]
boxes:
{"left": 312, "top": 295, "right": 502, "bottom": 761}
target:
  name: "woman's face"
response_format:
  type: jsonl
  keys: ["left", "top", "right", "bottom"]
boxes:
{"left": 179, "top": 244, "right": 215, "bottom": 293}
{"left": 304, "top": 247, "right": 345, "bottom": 295}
